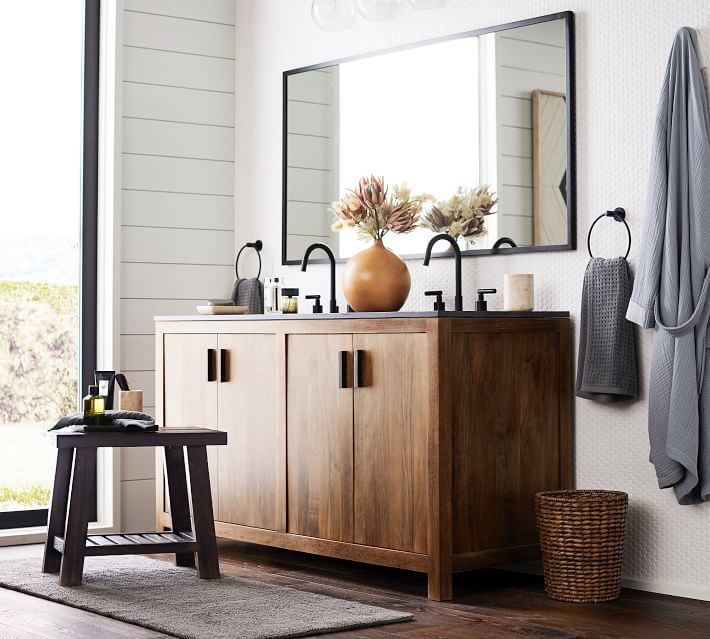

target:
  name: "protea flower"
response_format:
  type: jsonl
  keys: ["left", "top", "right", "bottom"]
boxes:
{"left": 424, "top": 205, "right": 449, "bottom": 231}
{"left": 385, "top": 203, "right": 418, "bottom": 233}
{"left": 356, "top": 175, "right": 387, "bottom": 209}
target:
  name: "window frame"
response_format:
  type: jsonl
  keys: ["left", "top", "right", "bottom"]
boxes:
{"left": 0, "top": 0, "right": 100, "bottom": 531}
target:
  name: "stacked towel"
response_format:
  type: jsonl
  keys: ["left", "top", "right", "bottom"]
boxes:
{"left": 49, "top": 410, "right": 157, "bottom": 432}
{"left": 230, "top": 278, "right": 264, "bottom": 314}
{"left": 576, "top": 257, "right": 637, "bottom": 403}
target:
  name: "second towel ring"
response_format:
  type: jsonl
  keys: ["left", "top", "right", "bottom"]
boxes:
{"left": 587, "top": 208, "right": 631, "bottom": 259}
{"left": 235, "top": 240, "right": 262, "bottom": 279}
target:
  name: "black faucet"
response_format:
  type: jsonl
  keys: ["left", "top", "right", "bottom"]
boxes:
{"left": 423, "top": 234, "right": 463, "bottom": 312}
{"left": 300, "top": 243, "right": 339, "bottom": 313}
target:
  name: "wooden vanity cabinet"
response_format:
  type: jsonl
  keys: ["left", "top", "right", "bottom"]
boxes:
{"left": 156, "top": 316, "right": 571, "bottom": 601}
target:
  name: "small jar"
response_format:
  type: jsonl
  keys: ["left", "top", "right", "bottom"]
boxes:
{"left": 281, "top": 288, "right": 299, "bottom": 313}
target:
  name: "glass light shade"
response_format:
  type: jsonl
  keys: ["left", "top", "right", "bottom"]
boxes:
{"left": 357, "top": 0, "right": 404, "bottom": 21}
{"left": 406, "top": 0, "right": 449, "bottom": 7}
{"left": 311, "top": 0, "right": 357, "bottom": 31}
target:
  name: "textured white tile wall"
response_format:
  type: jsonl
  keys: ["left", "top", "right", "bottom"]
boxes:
{"left": 234, "top": 0, "right": 710, "bottom": 599}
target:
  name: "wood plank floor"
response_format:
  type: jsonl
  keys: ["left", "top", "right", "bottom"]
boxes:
{"left": 1, "top": 540, "right": 709, "bottom": 638}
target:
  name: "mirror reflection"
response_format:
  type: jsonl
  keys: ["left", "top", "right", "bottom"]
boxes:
{"left": 284, "top": 15, "right": 572, "bottom": 263}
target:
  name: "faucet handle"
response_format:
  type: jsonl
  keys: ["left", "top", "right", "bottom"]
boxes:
{"left": 475, "top": 288, "right": 497, "bottom": 312}
{"left": 305, "top": 294, "right": 323, "bottom": 314}
{"left": 425, "top": 290, "right": 445, "bottom": 312}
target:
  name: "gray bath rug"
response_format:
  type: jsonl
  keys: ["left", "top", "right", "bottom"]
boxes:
{"left": 0, "top": 556, "right": 412, "bottom": 638}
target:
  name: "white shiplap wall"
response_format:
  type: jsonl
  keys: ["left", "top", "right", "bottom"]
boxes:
{"left": 118, "top": 0, "right": 236, "bottom": 529}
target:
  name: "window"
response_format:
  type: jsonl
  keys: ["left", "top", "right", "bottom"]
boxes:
{"left": 0, "top": 0, "right": 99, "bottom": 529}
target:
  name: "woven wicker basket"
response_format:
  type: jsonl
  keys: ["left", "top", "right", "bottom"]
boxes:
{"left": 535, "top": 490, "right": 628, "bottom": 603}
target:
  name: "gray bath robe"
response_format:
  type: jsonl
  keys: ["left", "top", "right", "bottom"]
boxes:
{"left": 626, "top": 27, "right": 710, "bottom": 504}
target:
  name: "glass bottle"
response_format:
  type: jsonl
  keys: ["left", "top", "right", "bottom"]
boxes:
{"left": 264, "top": 276, "right": 282, "bottom": 313}
{"left": 83, "top": 384, "right": 105, "bottom": 426}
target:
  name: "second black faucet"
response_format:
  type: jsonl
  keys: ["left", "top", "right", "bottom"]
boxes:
{"left": 423, "top": 234, "right": 463, "bottom": 311}
{"left": 301, "top": 243, "right": 339, "bottom": 313}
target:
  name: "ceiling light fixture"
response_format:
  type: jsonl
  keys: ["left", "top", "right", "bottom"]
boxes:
{"left": 406, "top": 0, "right": 449, "bottom": 8}
{"left": 311, "top": 0, "right": 357, "bottom": 31}
{"left": 357, "top": 0, "right": 404, "bottom": 21}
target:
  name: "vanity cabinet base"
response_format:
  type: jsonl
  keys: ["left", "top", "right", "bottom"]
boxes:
{"left": 156, "top": 512, "right": 541, "bottom": 599}
{"left": 156, "top": 316, "right": 572, "bottom": 601}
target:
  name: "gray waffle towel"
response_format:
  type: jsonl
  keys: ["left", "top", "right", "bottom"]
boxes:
{"left": 230, "top": 277, "right": 264, "bottom": 314}
{"left": 576, "top": 257, "right": 637, "bottom": 402}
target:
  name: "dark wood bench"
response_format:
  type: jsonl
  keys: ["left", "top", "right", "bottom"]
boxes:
{"left": 42, "top": 427, "right": 227, "bottom": 586}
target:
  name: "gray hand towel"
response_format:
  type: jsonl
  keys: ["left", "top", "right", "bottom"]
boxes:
{"left": 576, "top": 257, "right": 637, "bottom": 403}
{"left": 230, "top": 278, "right": 264, "bottom": 314}
{"left": 49, "top": 410, "right": 157, "bottom": 432}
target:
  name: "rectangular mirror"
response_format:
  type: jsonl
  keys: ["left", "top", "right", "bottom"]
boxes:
{"left": 282, "top": 11, "right": 575, "bottom": 264}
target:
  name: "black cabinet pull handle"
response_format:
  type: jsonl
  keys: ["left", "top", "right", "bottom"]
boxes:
{"left": 354, "top": 350, "right": 364, "bottom": 388}
{"left": 207, "top": 349, "right": 216, "bottom": 382}
{"left": 220, "top": 349, "right": 228, "bottom": 383}
{"left": 338, "top": 350, "right": 348, "bottom": 388}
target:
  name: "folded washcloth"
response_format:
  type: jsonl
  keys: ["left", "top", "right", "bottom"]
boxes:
{"left": 576, "top": 257, "right": 637, "bottom": 403}
{"left": 49, "top": 410, "right": 158, "bottom": 432}
{"left": 230, "top": 277, "right": 264, "bottom": 314}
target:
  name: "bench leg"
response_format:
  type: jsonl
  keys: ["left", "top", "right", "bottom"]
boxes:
{"left": 186, "top": 445, "right": 219, "bottom": 579}
{"left": 59, "top": 448, "right": 96, "bottom": 586}
{"left": 42, "top": 448, "right": 75, "bottom": 573}
{"left": 164, "top": 445, "right": 196, "bottom": 568}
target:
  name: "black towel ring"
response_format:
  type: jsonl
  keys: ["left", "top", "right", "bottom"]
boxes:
{"left": 587, "top": 207, "right": 631, "bottom": 259}
{"left": 235, "top": 240, "right": 263, "bottom": 279}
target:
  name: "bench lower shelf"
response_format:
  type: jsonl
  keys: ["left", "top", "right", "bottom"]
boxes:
{"left": 53, "top": 532, "right": 197, "bottom": 556}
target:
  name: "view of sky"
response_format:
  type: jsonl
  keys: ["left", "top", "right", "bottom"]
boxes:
{"left": 0, "top": 1, "right": 84, "bottom": 249}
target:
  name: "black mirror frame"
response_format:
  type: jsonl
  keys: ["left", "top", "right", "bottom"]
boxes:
{"left": 281, "top": 11, "right": 575, "bottom": 266}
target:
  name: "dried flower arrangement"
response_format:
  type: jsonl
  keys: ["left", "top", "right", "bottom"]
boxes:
{"left": 422, "top": 185, "right": 498, "bottom": 240}
{"left": 331, "top": 175, "right": 433, "bottom": 241}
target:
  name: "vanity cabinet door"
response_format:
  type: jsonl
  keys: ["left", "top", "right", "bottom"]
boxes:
{"left": 353, "top": 333, "right": 429, "bottom": 554}
{"left": 161, "top": 333, "right": 220, "bottom": 518}
{"left": 217, "top": 333, "right": 284, "bottom": 531}
{"left": 163, "top": 333, "right": 218, "bottom": 429}
{"left": 287, "top": 334, "right": 354, "bottom": 542}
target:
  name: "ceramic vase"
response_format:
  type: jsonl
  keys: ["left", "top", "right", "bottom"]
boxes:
{"left": 341, "top": 239, "right": 411, "bottom": 312}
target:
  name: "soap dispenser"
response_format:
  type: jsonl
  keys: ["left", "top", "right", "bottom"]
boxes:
{"left": 305, "top": 294, "right": 323, "bottom": 313}
{"left": 425, "top": 290, "right": 445, "bottom": 311}
{"left": 474, "top": 288, "right": 497, "bottom": 311}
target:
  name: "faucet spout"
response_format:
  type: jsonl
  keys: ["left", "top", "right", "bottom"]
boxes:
{"left": 301, "top": 242, "right": 339, "bottom": 313}
{"left": 423, "top": 234, "right": 463, "bottom": 311}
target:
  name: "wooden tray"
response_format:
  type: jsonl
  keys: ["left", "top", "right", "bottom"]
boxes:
{"left": 196, "top": 305, "right": 249, "bottom": 315}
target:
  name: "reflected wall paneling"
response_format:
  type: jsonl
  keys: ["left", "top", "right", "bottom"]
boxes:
{"left": 285, "top": 67, "right": 340, "bottom": 261}
{"left": 118, "top": 0, "right": 236, "bottom": 528}
{"left": 493, "top": 20, "right": 566, "bottom": 246}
